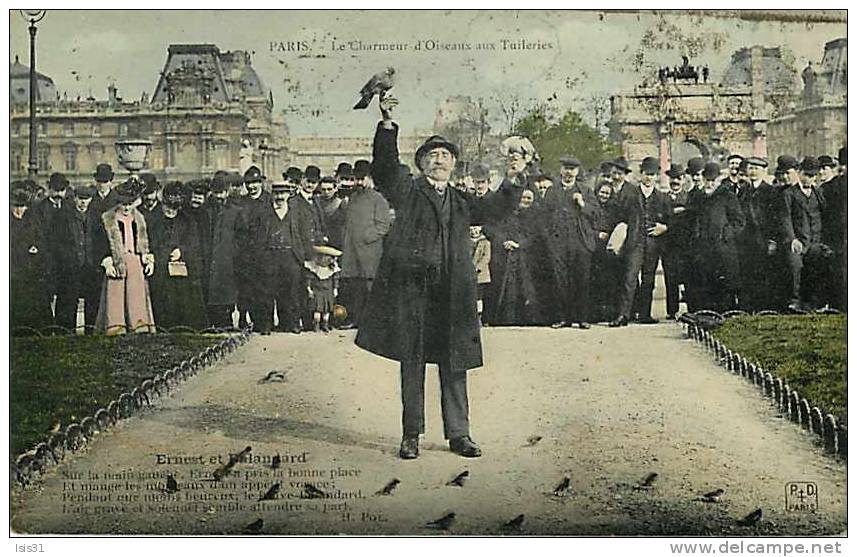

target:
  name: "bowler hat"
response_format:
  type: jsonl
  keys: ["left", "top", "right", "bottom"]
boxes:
{"left": 72, "top": 185, "right": 96, "bottom": 199}
{"left": 685, "top": 157, "right": 705, "bottom": 175}
{"left": 189, "top": 179, "right": 210, "bottom": 195}
{"left": 608, "top": 157, "right": 632, "bottom": 173}
{"left": 776, "top": 155, "right": 799, "bottom": 173}
{"left": 415, "top": 135, "right": 459, "bottom": 171}
{"left": 335, "top": 162, "right": 354, "bottom": 179}
{"left": 817, "top": 155, "right": 836, "bottom": 168}
{"left": 353, "top": 160, "right": 371, "bottom": 179}
{"left": 799, "top": 157, "right": 819, "bottom": 176}
{"left": 665, "top": 164, "right": 684, "bottom": 179}
{"left": 745, "top": 157, "right": 768, "bottom": 168}
{"left": 93, "top": 163, "right": 114, "bottom": 183}
{"left": 140, "top": 173, "right": 160, "bottom": 194}
{"left": 559, "top": 155, "right": 581, "bottom": 168}
{"left": 48, "top": 172, "right": 69, "bottom": 191}
{"left": 313, "top": 244, "right": 343, "bottom": 257}
{"left": 304, "top": 165, "right": 321, "bottom": 182}
{"left": 640, "top": 157, "right": 660, "bottom": 175}
{"left": 243, "top": 165, "right": 265, "bottom": 184}
{"left": 211, "top": 172, "right": 230, "bottom": 192}
{"left": 599, "top": 161, "right": 613, "bottom": 174}
{"left": 702, "top": 162, "right": 721, "bottom": 180}
{"left": 283, "top": 167, "right": 303, "bottom": 182}
{"left": 162, "top": 181, "right": 186, "bottom": 206}
{"left": 10, "top": 187, "right": 30, "bottom": 207}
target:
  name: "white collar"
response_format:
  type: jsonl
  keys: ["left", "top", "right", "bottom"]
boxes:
{"left": 426, "top": 177, "right": 450, "bottom": 194}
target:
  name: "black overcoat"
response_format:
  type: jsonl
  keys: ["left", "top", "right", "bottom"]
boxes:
{"left": 355, "top": 123, "right": 522, "bottom": 370}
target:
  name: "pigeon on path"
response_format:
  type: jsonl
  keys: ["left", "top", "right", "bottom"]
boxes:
{"left": 737, "top": 508, "right": 763, "bottom": 527}
{"left": 375, "top": 478, "right": 400, "bottom": 496}
{"left": 353, "top": 67, "right": 395, "bottom": 109}
{"left": 425, "top": 512, "right": 456, "bottom": 531}
{"left": 502, "top": 514, "right": 525, "bottom": 532}
{"left": 258, "top": 483, "right": 280, "bottom": 501}
{"left": 447, "top": 471, "right": 469, "bottom": 487}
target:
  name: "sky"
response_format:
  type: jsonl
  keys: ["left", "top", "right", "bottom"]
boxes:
{"left": 9, "top": 10, "right": 847, "bottom": 137}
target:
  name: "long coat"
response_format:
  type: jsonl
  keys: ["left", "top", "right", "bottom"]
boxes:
{"left": 780, "top": 183, "right": 826, "bottom": 246}
{"left": 340, "top": 187, "right": 392, "bottom": 279}
{"left": 691, "top": 184, "right": 746, "bottom": 294}
{"left": 205, "top": 199, "right": 244, "bottom": 306}
{"left": 355, "top": 122, "right": 522, "bottom": 370}
{"left": 11, "top": 211, "right": 53, "bottom": 331}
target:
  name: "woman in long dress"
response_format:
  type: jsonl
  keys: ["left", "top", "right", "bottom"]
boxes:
{"left": 147, "top": 182, "right": 207, "bottom": 330}
{"left": 92, "top": 179, "right": 157, "bottom": 335}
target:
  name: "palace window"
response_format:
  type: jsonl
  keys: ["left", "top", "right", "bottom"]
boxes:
{"left": 37, "top": 145, "right": 50, "bottom": 172}
{"left": 62, "top": 144, "right": 78, "bottom": 171}
{"left": 64, "top": 122, "right": 74, "bottom": 137}
{"left": 118, "top": 123, "right": 128, "bottom": 137}
{"left": 11, "top": 148, "right": 24, "bottom": 174}
{"left": 38, "top": 122, "right": 48, "bottom": 135}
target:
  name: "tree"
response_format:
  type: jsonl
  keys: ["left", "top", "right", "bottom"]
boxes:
{"left": 514, "top": 106, "right": 620, "bottom": 176}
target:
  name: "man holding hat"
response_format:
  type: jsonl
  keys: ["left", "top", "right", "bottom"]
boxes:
{"left": 49, "top": 185, "right": 102, "bottom": 332}
{"left": 247, "top": 180, "right": 308, "bottom": 334}
{"left": 608, "top": 157, "right": 671, "bottom": 326}
{"left": 780, "top": 156, "right": 828, "bottom": 311}
{"left": 356, "top": 93, "right": 523, "bottom": 460}
{"left": 544, "top": 155, "right": 598, "bottom": 329}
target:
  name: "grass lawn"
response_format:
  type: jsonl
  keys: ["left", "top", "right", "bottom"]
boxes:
{"left": 714, "top": 314, "right": 847, "bottom": 424}
{"left": 10, "top": 334, "right": 222, "bottom": 456}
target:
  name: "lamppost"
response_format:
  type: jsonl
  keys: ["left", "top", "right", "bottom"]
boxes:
{"left": 20, "top": 10, "right": 46, "bottom": 178}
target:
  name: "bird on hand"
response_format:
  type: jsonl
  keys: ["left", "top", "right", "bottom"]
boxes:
{"left": 353, "top": 67, "right": 395, "bottom": 110}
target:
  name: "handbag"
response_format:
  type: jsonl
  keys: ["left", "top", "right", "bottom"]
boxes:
{"left": 168, "top": 260, "right": 188, "bottom": 277}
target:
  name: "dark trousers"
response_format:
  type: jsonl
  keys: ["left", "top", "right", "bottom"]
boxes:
{"left": 661, "top": 249, "right": 684, "bottom": 317}
{"left": 620, "top": 238, "right": 661, "bottom": 319}
{"left": 55, "top": 265, "right": 100, "bottom": 332}
{"left": 400, "top": 361, "right": 469, "bottom": 440}
{"left": 555, "top": 241, "right": 592, "bottom": 323}
{"left": 253, "top": 249, "right": 303, "bottom": 333}
{"left": 341, "top": 277, "right": 372, "bottom": 326}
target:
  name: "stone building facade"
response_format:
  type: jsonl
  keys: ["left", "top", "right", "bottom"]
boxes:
{"left": 608, "top": 46, "right": 796, "bottom": 180}
{"left": 9, "top": 44, "right": 288, "bottom": 184}
{"left": 766, "top": 38, "right": 847, "bottom": 162}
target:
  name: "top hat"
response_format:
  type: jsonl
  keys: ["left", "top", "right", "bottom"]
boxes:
{"left": 559, "top": 155, "right": 581, "bottom": 168}
{"left": 48, "top": 172, "right": 69, "bottom": 191}
{"left": 640, "top": 157, "right": 660, "bottom": 175}
{"left": 93, "top": 163, "right": 115, "bottom": 183}
{"left": 415, "top": 135, "right": 459, "bottom": 171}
{"left": 665, "top": 164, "right": 684, "bottom": 179}
{"left": 685, "top": 157, "right": 706, "bottom": 175}
{"left": 162, "top": 181, "right": 186, "bottom": 206}
{"left": 702, "top": 161, "right": 721, "bottom": 180}
{"left": 607, "top": 157, "right": 632, "bottom": 173}
{"left": 304, "top": 165, "right": 322, "bottom": 182}
{"left": 283, "top": 167, "right": 303, "bottom": 183}
{"left": 243, "top": 165, "right": 266, "bottom": 184}
{"left": 353, "top": 159, "right": 371, "bottom": 179}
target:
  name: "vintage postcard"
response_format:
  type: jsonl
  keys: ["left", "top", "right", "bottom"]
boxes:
{"left": 7, "top": 8, "right": 848, "bottom": 542}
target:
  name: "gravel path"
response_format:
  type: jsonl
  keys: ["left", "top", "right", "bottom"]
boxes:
{"left": 11, "top": 324, "right": 846, "bottom": 535}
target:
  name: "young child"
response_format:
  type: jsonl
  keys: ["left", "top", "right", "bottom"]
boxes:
{"left": 305, "top": 245, "right": 342, "bottom": 332}
{"left": 470, "top": 225, "right": 491, "bottom": 324}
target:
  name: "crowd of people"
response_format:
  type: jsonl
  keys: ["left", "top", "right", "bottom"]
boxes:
{"left": 9, "top": 141, "right": 847, "bottom": 336}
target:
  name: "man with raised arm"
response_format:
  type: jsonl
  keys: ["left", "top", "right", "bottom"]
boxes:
{"left": 355, "top": 93, "right": 523, "bottom": 460}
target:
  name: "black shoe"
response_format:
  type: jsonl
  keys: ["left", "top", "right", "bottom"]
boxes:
{"left": 320, "top": 322, "right": 331, "bottom": 333}
{"left": 399, "top": 436, "right": 419, "bottom": 459}
{"left": 550, "top": 320, "right": 567, "bottom": 329}
{"left": 289, "top": 325, "right": 302, "bottom": 334}
{"left": 638, "top": 316, "right": 659, "bottom": 324}
{"left": 577, "top": 321, "right": 591, "bottom": 330}
{"left": 449, "top": 436, "right": 482, "bottom": 458}
{"left": 608, "top": 315, "right": 628, "bottom": 328}
{"left": 260, "top": 330, "right": 271, "bottom": 336}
